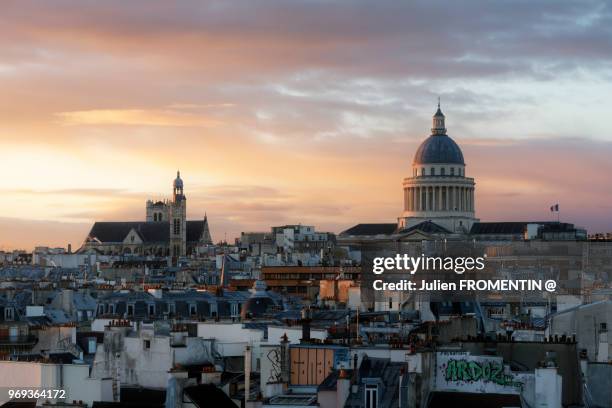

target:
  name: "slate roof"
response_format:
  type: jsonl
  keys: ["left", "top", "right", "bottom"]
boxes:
{"left": 183, "top": 384, "right": 238, "bottom": 408}
{"left": 87, "top": 220, "right": 206, "bottom": 243}
{"left": 469, "top": 222, "right": 528, "bottom": 235}
{"left": 469, "top": 221, "right": 576, "bottom": 235}
{"left": 340, "top": 223, "right": 398, "bottom": 236}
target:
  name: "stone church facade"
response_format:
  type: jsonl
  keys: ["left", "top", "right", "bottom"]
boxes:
{"left": 80, "top": 171, "right": 213, "bottom": 258}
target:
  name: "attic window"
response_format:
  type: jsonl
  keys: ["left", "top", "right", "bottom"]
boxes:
{"left": 365, "top": 384, "right": 378, "bottom": 408}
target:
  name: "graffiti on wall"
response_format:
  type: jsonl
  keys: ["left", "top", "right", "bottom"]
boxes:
{"left": 435, "top": 352, "right": 524, "bottom": 394}
{"left": 443, "top": 358, "right": 523, "bottom": 388}
{"left": 266, "top": 348, "right": 282, "bottom": 383}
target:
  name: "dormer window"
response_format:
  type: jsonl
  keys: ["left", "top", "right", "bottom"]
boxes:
{"left": 4, "top": 307, "right": 14, "bottom": 321}
{"left": 365, "top": 384, "right": 378, "bottom": 408}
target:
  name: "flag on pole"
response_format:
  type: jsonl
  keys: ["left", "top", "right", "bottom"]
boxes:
{"left": 550, "top": 204, "right": 559, "bottom": 212}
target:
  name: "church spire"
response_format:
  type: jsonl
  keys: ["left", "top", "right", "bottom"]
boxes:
{"left": 431, "top": 98, "right": 446, "bottom": 135}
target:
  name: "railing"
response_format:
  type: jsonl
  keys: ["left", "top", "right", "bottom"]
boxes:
{"left": 0, "top": 335, "right": 38, "bottom": 345}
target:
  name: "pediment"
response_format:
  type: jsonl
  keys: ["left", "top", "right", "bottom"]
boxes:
{"left": 123, "top": 228, "right": 144, "bottom": 245}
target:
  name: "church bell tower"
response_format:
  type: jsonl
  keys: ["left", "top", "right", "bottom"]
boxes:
{"left": 170, "top": 170, "right": 187, "bottom": 260}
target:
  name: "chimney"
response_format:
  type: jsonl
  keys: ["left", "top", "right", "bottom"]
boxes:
{"left": 300, "top": 308, "right": 312, "bottom": 343}
{"left": 244, "top": 345, "right": 252, "bottom": 405}
{"left": 336, "top": 368, "right": 351, "bottom": 408}
{"left": 280, "top": 334, "right": 290, "bottom": 383}
{"left": 165, "top": 366, "right": 190, "bottom": 408}
{"left": 399, "top": 367, "right": 404, "bottom": 408}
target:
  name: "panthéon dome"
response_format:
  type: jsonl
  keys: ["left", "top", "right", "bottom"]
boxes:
{"left": 412, "top": 104, "right": 464, "bottom": 165}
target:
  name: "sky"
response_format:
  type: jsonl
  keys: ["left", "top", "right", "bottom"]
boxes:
{"left": 1, "top": 0, "right": 612, "bottom": 250}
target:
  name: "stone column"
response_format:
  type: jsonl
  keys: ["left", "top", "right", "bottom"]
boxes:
{"left": 408, "top": 187, "right": 412, "bottom": 211}
{"left": 471, "top": 187, "right": 475, "bottom": 212}
{"left": 445, "top": 186, "right": 449, "bottom": 211}
{"left": 406, "top": 187, "right": 410, "bottom": 211}
{"left": 468, "top": 188, "right": 471, "bottom": 212}
{"left": 455, "top": 186, "right": 459, "bottom": 211}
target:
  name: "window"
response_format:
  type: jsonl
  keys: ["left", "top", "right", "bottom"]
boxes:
{"left": 173, "top": 218, "right": 181, "bottom": 235}
{"left": 450, "top": 167, "right": 455, "bottom": 176}
{"left": 88, "top": 338, "right": 97, "bottom": 354}
{"left": 4, "top": 307, "right": 14, "bottom": 321}
{"left": 143, "top": 339, "right": 151, "bottom": 350}
{"left": 601, "top": 322, "right": 607, "bottom": 332}
{"left": 421, "top": 168, "right": 425, "bottom": 176}
{"left": 127, "top": 304, "right": 134, "bottom": 316}
{"left": 148, "top": 304, "right": 155, "bottom": 316}
{"left": 189, "top": 304, "right": 197, "bottom": 316}
{"left": 365, "top": 384, "right": 378, "bottom": 408}
{"left": 430, "top": 167, "right": 435, "bottom": 176}
{"left": 441, "top": 168, "right": 445, "bottom": 176}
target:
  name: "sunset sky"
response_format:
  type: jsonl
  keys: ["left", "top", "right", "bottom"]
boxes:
{"left": 1, "top": 1, "right": 612, "bottom": 250}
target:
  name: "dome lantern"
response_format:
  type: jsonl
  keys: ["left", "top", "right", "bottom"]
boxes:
{"left": 431, "top": 98, "right": 446, "bottom": 135}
